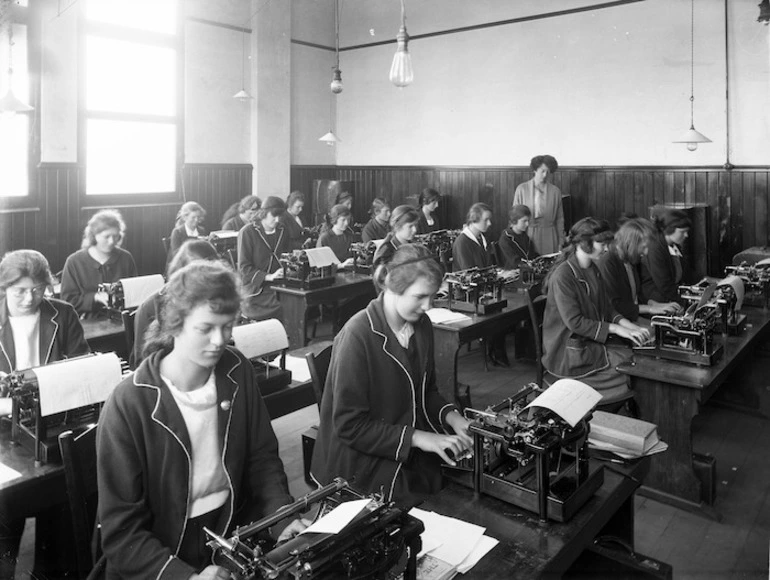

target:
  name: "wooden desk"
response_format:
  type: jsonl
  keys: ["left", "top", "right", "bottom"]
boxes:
{"left": 616, "top": 308, "right": 770, "bottom": 515}
{"left": 272, "top": 273, "right": 375, "bottom": 349}
{"left": 81, "top": 316, "right": 127, "bottom": 359}
{"left": 423, "top": 458, "right": 650, "bottom": 579}
{"left": 432, "top": 291, "right": 530, "bottom": 407}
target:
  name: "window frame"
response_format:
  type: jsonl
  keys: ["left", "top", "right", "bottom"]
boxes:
{"left": 78, "top": 1, "right": 185, "bottom": 206}
{"left": 0, "top": 2, "right": 41, "bottom": 211}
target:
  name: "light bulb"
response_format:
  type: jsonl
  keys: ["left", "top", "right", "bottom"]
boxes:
{"left": 330, "top": 68, "right": 343, "bottom": 94}
{"left": 687, "top": 142, "right": 698, "bottom": 152}
{"left": 389, "top": 27, "right": 413, "bottom": 88}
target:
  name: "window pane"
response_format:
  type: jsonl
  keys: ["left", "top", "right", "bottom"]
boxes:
{"left": 0, "top": 115, "right": 29, "bottom": 197}
{"left": 87, "top": 120, "right": 176, "bottom": 195}
{"left": 87, "top": 36, "right": 176, "bottom": 116}
{"left": 85, "top": 0, "right": 176, "bottom": 34}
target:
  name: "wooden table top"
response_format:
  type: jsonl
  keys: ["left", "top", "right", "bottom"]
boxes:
{"left": 271, "top": 272, "right": 373, "bottom": 298}
{"left": 81, "top": 315, "right": 125, "bottom": 341}
{"left": 430, "top": 289, "right": 530, "bottom": 333}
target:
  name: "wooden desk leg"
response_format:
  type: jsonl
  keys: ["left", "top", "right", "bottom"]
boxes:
{"left": 633, "top": 376, "right": 718, "bottom": 518}
{"left": 434, "top": 334, "right": 463, "bottom": 408}
{"left": 281, "top": 296, "right": 307, "bottom": 350}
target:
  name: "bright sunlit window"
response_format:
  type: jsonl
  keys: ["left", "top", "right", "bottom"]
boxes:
{"left": 0, "top": 23, "right": 31, "bottom": 198}
{"left": 84, "top": 0, "right": 179, "bottom": 196}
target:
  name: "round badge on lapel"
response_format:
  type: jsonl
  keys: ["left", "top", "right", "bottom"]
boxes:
{"left": 220, "top": 400, "right": 231, "bottom": 411}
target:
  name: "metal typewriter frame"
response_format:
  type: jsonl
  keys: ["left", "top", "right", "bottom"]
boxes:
{"left": 204, "top": 478, "right": 423, "bottom": 580}
{"left": 279, "top": 250, "right": 337, "bottom": 289}
{"left": 724, "top": 261, "right": 770, "bottom": 309}
{"left": 519, "top": 254, "right": 559, "bottom": 286}
{"left": 678, "top": 278, "right": 746, "bottom": 335}
{"left": 413, "top": 229, "right": 460, "bottom": 268}
{"left": 96, "top": 281, "right": 126, "bottom": 318}
{"left": 350, "top": 241, "right": 378, "bottom": 275}
{"left": 434, "top": 266, "right": 508, "bottom": 315}
{"left": 443, "top": 384, "right": 604, "bottom": 523}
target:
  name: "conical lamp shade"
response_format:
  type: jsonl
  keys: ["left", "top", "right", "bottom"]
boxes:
{"left": 318, "top": 131, "right": 340, "bottom": 145}
{"left": 233, "top": 89, "right": 253, "bottom": 101}
{"left": 673, "top": 126, "right": 712, "bottom": 144}
{"left": 0, "top": 88, "right": 34, "bottom": 114}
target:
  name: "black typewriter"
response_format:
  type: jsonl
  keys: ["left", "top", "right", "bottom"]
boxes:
{"left": 279, "top": 250, "right": 337, "bottom": 289}
{"left": 413, "top": 229, "right": 459, "bottom": 267}
{"left": 349, "top": 241, "right": 378, "bottom": 274}
{"left": 724, "top": 261, "right": 770, "bottom": 308}
{"left": 433, "top": 266, "right": 508, "bottom": 315}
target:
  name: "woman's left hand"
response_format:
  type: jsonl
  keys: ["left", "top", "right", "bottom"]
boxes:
{"left": 276, "top": 518, "right": 309, "bottom": 544}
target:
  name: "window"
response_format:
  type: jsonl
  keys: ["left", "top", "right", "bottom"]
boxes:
{"left": 83, "top": 0, "right": 179, "bottom": 196}
{"left": 0, "top": 4, "right": 32, "bottom": 198}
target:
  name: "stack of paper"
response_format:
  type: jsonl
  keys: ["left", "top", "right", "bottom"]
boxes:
{"left": 425, "top": 308, "right": 471, "bottom": 325}
{"left": 589, "top": 411, "right": 668, "bottom": 459}
{"left": 409, "top": 508, "right": 498, "bottom": 576}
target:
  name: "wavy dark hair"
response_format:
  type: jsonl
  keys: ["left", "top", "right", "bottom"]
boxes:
{"left": 418, "top": 188, "right": 441, "bottom": 207}
{"left": 529, "top": 154, "right": 558, "bottom": 173}
{"left": 81, "top": 209, "right": 127, "bottom": 249}
{"left": 142, "top": 261, "right": 241, "bottom": 358}
{"left": 0, "top": 249, "right": 54, "bottom": 292}
{"left": 542, "top": 217, "right": 614, "bottom": 292}
{"left": 373, "top": 243, "right": 444, "bottom": 294}
{"left": 652, "top": 208, "right": 692, "bottom": 236}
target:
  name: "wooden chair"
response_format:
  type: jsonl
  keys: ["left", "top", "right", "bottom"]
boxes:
{"left": 301, "top": 344, "right": 333, "bottom": 486}
{"left": 525, "top": 282, "right": 547, "bottom": 387}
{"left": 58, "top": 425, "right": 100, "bottom": 579}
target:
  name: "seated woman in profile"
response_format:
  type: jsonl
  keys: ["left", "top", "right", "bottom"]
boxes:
{"left": 416, "top": 188, "right": 441, "bottom": 235}
{"left": 311, "top": 244, "right": 473, "bottom": 506}
{"left": 640, "top": 208, "right": 691, "bottom": 305}
{"left": 280, "top": 191, "right": 306, "bottom": 251}
{"left": 597, "top": 217, "right": 681, "bottom": 324}
{"left": 131, "top": 239, "right": 219, "bottom": 369}
{"left": 542, "top": 218, "right": 649, "bottom": 409}
{"left": 317, "top": 204, "right": 357, "bottom": 265}
{"left": 499, "top": 204, "right": 539, "bottom": 269}
{"left": 97, "top": 261, "right": 303, "bottom": 580}
{"left": 220, "top": 195, "right": 261, "bottom": 232}
{"left": 361, "top": 198, "right": 391, "bottom": 242}
{"left": 0, "top": 249, "right": 89, "bottom": 578}
{"left": 238, "top": 196, "right": 288, "bottom": 321}
{"left": 373, "top": 205, "right": 420, "bottom": 267}
{"left": 61, "top": 209, "right": 138, "bottom": 316}
{"left": 168, "top": 201, "right": 208, "bottom": 261}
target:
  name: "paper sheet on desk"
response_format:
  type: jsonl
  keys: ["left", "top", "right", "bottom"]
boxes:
{"left": 457, "top": 535, "right": 499, "bottom": 574}
{"left": 35, "top": 353, "right": 123, "bottom": 416}
{"left": 426, "top": 308, "right": 471, "bottom": 324}
{"left": 120, "top": 274, "right": 165, "bottom": 309}
{"left": 304, "top": 247, "right": 340, "bottom": 268}
{"left": 301, "top": 499, "right": 372, "bottom": 535}
{"left": 409, "top": 508, "right": 486, "bottom": 567}
{"left": 524, "top": 379, "right": 602, "bottom": 428}
{"left": 717, "top": 275, "right": 745, "bottom": 310}
{"left": 0, "top": 462, "right": 22, "bottom": 485}
{"left": 284, "top": 355, "right": 311, "bottom": 383}
{"left": 209, "top": 230, "right": 238, "bottom": 240}
{"left": 232, "top": 319, "right": 289, "bottom": 359}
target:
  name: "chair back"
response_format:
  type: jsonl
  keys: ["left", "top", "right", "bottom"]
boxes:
{"left": 305, "top": 344, "right": 333, "bottom": 409}
{"left": 525, "top": 282, "right": 546, "bottom": 387}
{"left": 58, "top": 424, "right": 99, "bottom": 578}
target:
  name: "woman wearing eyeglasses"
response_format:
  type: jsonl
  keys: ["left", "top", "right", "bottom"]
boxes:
{"left": 61, "top": 209, "right": 138, "bottom": 316}
{"left": 0, "top": 249, "right": 89, "bottom": 578}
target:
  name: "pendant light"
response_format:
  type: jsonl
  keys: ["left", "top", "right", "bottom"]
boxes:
{"left": 233, "top": 30, "right": 253, "bottom": 101}
{"left": 673, "top": 0, "right": 711, "bottom": 151}
{"left": 330, "top": 0, "right": 343, "bottom": 94}
{"left": 389, "top": 0, "right": 413, "bottom": 88}
{"left": 0, "top": 25, "right": 33, "bottom": 115}
{"left": 318, "top": 86, "right": 340, "bottom": 146}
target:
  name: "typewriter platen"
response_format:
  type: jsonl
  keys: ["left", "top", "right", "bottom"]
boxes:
{"left": 434, "top": 266, "right": 508, "bottom": 315}
{"left": 443, "top": 384, "right": 604, "bottom": 522}
{"left": 204, "top": 478, "right": 423, "bottom": 580}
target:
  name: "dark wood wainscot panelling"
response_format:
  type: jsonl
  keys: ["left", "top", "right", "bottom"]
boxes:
{"left": 0, "top": 163, "right": 252, "bottom": 277}
{"left": 291, "top": 165, "right": 770, "bottom": 275}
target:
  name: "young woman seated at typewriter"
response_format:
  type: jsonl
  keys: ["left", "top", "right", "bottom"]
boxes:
{"left": 311, "top": 244, "right": 473, "bottom": 506}
{"left": 361, "top": 197, "right": 391, "bottom": 242}
{"left": 0, "top": 249, "right": 90, "bottom": 578}
{"left": 372, "top": 205, "right": 420, "bottom": 267}
{"left": 237, "top": 196, "right": 288, "bottom": 321}
{"left": 640, "top": 208, "right": 691, "bottom": 306}
{"left": 168, "top": 201, "right": 208, "bottom": 263}
{"left": 597, "top": 217, "right": 681, "bottom": 324}
{"left": 499, "top": 204, "right": 539, "bottom": 269}
{"left": 280, "top": 190, "right": 306, "bottom": 251}
{"left": 220, "top": 195, "right": 261, "bottom": 232}
{"left": 97, "top": 261, "right": 304, "bottom": 580}
{"left": 317, "top": 204, "right": 357, "bottom": 265}
{"left": 542, "top": 218, "right": 650, "bottom": 410}
{"left": 416, "top": 188, "right": 441, "bottom": 235}
{"left": 61, "top": 209, "right": 138, "bottom": 316}
{"left": 131, "top": 239, "right": 219, "bottom": 369}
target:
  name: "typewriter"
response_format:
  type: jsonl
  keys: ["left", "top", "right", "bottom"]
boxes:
{"left": 724, "top": 261, "right": 770, "bottom": 308}
{"left": 434, "top": 266, "right": 508, "bottom": 314}
{"left": 300, "top": 225, "right": 324, "bottom": 250}
{"left": 204, "top": 478, "right": 423, "bottom": 580}
{"left": 206, "top": 230, "right": 240, "bottom": 264}
{"left": 1, "top": 353, "right": 126, "bottom": 464}
{"left": 519, "top": 252, "right": 559, "bottom": 285}
{"left": 634, "top": 297, "right": 723, "bottom": 366}
{"left": 97, "top": 274, "right": 165, "bottom": 318}
{"left": 413, "top": 229, "right": 460, "bottom": 267}
{"left": 443, "top": 384, "right": 604, "bottom": 522}
{"left": 349, "top": 241, "right": 378, "bottom": 275}
{"left": 280, "top": 250, "right": 337, "bottom": 289}
{"left": 232, "top": 320, "right": 293, "bottom": 397}
{"left": 678, "top": 278, "right": 746, "bottom": 335}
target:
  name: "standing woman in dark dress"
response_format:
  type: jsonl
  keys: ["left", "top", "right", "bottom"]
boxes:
{"left": 237, "top": 196, "right": 287, "bottom": 321}
{"left": 281, "top": 191, "right": 306, "bottom": 250}
{"left": 168, "top": 202, "right": 208, "bottom": 261}
{"left": 640, "top": 209, "right": 691, "bottom": 305}
{"left": 499, "top": 204, "right": 539, "bottom": 269}
{"left": 61, "top": 209, "right": 138, "bottom": 316}
{"left": 312, "top": 244, "right": 472, "bottom": 506}
{"left": 361, "top": 198, "right": 391, "bottom": 242}
{"left": 542, "top": 218, "right": 649, "bottom": 409}
{"left": 373, "top": 205, "right": 420, "bottom": 267}
{"left": 416, "top": 188, "right": 441, "bottom": 235}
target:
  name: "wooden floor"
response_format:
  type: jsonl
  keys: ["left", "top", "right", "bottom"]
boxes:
{"left": 16, "top": 333, "right": 770, "bottom": 578}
